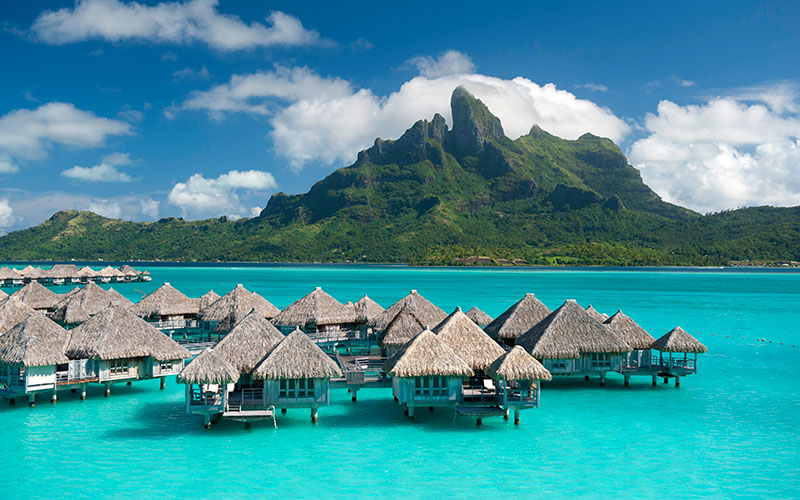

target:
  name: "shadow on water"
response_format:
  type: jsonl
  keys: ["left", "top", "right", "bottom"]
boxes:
{"left": 0, "top": 383, "right": 153, "bottom": 413}
{"left": 542, "top": 376, "right": 685, "bottom": 392}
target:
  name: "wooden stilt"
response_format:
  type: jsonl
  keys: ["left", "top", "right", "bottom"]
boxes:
{"left": 404, "top": 406, "right": 408, "bottom": 416}
{"left": 160, "top": 378, "right": 166, "bottom": 390}
{"left": 51, "top": 392, "right": 57, "bottom": 404}
{"left": 311, "top": 407, "right": 318, "bottom": 424}
{"left": 584, "top": 375, "right": 590, "bottom": 381}
{"left": 428, "top": 407, "right": 434, "bottom": 412}
{"left": 351, "top": 389, "right": 357, "bottom": 402}
{"left": 9, "top": 398, "right": 15, "bottom": 405}
{"left": 675, "top": 376, "right": 680, "bottom": 387}
{"left": 126, "top": 381, "right": 132, "bottom": 386}
{"left": 514, "top": 409, "right": 520, "bottom": 425}
{"left": 600, "top": 374, "right": 606, "bottom": 387}
{"left": 204, "top": 415, "right": 211, "bottom": 429}
{"left": 504, "top": 409, "right": 509, "bottom": 420}
{"left": 244, "top": 422, "right": 252, "bottom": 430}
{"left": 281, "top": 408, "right": 287, "bottom": 413}
{"left": 408, "top": 406, "right": 415, "bottom": 420}
{"left": 476, "top": 418, "right": 482, "bottom": 426}
{"left": 71, "top": 388, "right": 76, "bottom": 393}
{"left": 28, "top": 393, "right": 35, "bottom": 407}
{"left": 80, "top": 384, "right": 87, "bottom": 400}
{"left": 104, "top": 383, "right": 111, "bottom": 397}
{"left": 624, "top": 375, "right": 630, "bottom": 387}
{"left": 652, "top": 374, "right": 657, "bottom": 386}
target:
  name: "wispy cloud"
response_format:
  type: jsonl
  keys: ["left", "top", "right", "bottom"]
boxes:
{"left": 574, "top": 83, "right": 608, "bottom": 93}
{"left": 61, "top": 152, "right": 137, "bottom": 183}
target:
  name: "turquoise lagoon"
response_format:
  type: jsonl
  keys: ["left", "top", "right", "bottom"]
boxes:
{"left": 1, "top": 265, "right": 799, "bottom": 499}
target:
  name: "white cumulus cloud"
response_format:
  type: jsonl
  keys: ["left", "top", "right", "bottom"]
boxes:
{"left": 140, "top": 198, "right": 160, "bottom": 218}
{"left": 179, "top": 63, "right": 630, "bottom": 170}
{"left": 0, "top": 102, "right": 131, "bottom": 169}
{"left": 408, "top": 50, "right": 476, "bottom": 78}
{"left": 32, "top": 0, "right": 324, "bottom": 50}
{"left": 0, "top": 198, "right": 17, "bottom": 231}
{"left": 61, "top": 152, "right": 136, "bottom": 182}
{"left": 167, "top": 169, "right": 277, "bottom": 218}
{"left": 88, "top": 199, "right": 122, "bottom": 219}
{"left": 629, "top": 87, "right": 800, "bottom": 212}
{"left": 0, "top": 154, "right": 19, "bottom": 174}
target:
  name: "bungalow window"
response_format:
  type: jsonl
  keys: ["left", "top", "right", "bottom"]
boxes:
{"left": 18, "top": 366, "right": 25, "bottom": 385}
{"left": 109, "top": 359, "right": 129, "bottom": 376}
{"left": 591, "top": 353, "right": 611, "bottom": 369}
{"left": 552, "top": 359, "right": 567, "bottom": 370}
{"left": 159, "top": 361, "right": 173, "bottom": 373}
{"left": 279, "top": 378, "right": 315, "bottom": 399}
{"left": 414, "top": 376, "right": 447, "bottom": 397}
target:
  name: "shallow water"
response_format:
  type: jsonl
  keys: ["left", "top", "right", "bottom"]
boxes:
{"left": 1, "top": 265, "right": 799, "bottom": 499}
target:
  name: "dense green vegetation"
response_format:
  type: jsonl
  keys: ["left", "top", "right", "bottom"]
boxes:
{"left": 1, "top": 87, "right": 798, "bottom": 266}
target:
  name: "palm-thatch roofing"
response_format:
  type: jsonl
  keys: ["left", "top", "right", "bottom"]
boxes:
{"left": 10, "top": 281, "right": 60, "bottom": 310}
{"left": 585, "top": 305, "right": 609, "bottom": 322}
{"left": 197, "top": 290, "right": 221, "bottom": 311}
{"left": 200, "top": 284, "right": 280, "bottom": 322}
{"left": 130, "top": 282, "right": 199, "bottom": 318}
{"left": 517, "top": 300, "right": 631, "bottom": 359}
{"left": 370, "top": 289, "right": 447, "bottom": 331}
{"left": 98, "top": 265, "right": 119, "bottom": 278}
{"left": 213, "top": 311, "right": 284, "bottom": 373}
{"left": 465, "top": 306, "right": 493, "bottom": 326}
{"left": 378, "top": 307, "right": 425, "bottom": 349}
{"left": 433, "top": 307, "right": 505, "bottom": 371}
{"left": 651, "top": 327, "right": 708, "bottom": 353}
{"left": 252, "top": 329, "right": 342, "bottom": 380}
{"left": 177, "top": 348, "right": 239, "bottom": 385}
{"left": 484, "top": 293, "right": 552, "bottom": 340}
{"left": 353, "top": 295, "right": 384, "bottom": 324}
{"left": 48, "top": 264, "right": 80, "bottom": 279}
{"left": 386, "top": 328, "right": 474, "bottom": 378}
{"left": 0, "top": 289, "right": 7, "bottom": 300}
{"left": 604, "top": 311, "right": 656, "bottom": 350}
{"left": 0, "top": 312, "right": 69, "bottom": 367}
{"left": 20, "top": 265, "right": 40, "bottom": 278}
{"left": 271, "top": 287, "right": 355, "bottom": 327}
{"left": 0, "top": 266, "right": 23, "bottom": 280}
{"left": 212, "top": 306, "right": 250, "bottom": 333}
{"left": 77, "top": 266, "right": 97, "bottom": 278}
{"left": 118, "top": 265, "right": 139, "bottom": 277}
{"left": 51, "top": 282, "right": 129, "bottom": 324}
{"left": 66, "top": 305, "right": 190, "bottom": 361}
{"left": 486, "top": 346, "right": 552, "bottom": 381}
{"left": 0, "top": 297, "right": 35, "bottom": 334}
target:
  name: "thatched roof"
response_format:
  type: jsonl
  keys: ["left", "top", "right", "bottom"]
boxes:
{"left": 197, "top": 290, "right": 220, "bottom": 311}
{"left": 51, "top": 282, "right": 129, "bottom": 324}
{"left": 0, "top": 266, "right": 22, "bottom": 280}
{"left": 433, "top": 307, "right": 505, "bottom": 371}
{"left": 212, "top": 306, "right": 250, "bottom": 333}
{"left": 271, "top": 287, "right": 356, "bottom": 327}
{"left": 177, "top": 348, "right": 239, "bottom": 385}
{"left": 66, "top": 305, "right": 190, "bottom": 361}
{"left": 353, "top": 295, "right": 384, "bottom": 323}
{"left": 213, "top": 311, "right": 284, "bottom": 373}
{"left": 98, "top": 265, "right": 120, "bottom": 278}
{"left": 484, "top": 293, "right": 552, "bottom": 340}
{"left": 604, "top": 311, "right": 656, "bottom": 350}
{"left": 465, "top": 306, "right": 493, "bottom": 326}
{"left": 0, "top": 289, "right": 7, "bottom": 300}
{"left": 651, "top": 327, "right": 708, "bottom": 353}
{"left": 118, "top": 265, "right": 139, "bottom": 277}
{"left": 370, "top": 290, "right": 447, "bottom": 331}
{"left": 517, "top": 300, "right": 631, "bottom": 359}
{"left": 10, "top": 281, "right": 60, "bottom": 310}
{"left": 77, "top": 266, "right": 97, "bottom": 277}
{"left": 20, "top": 265, "right": 41, "bottom": 278}
{"left": 386, "top": 328, "right": 474, "bottom": 378}
{"left": 48, "top": 264, "right": 80, "bottom": 278}
{"left": 0, "top": 312, "right": 69, "bottom": 367}
{"left": 378, "top": 307, "right": 425, "bottom": 349}
{"left": 252, "top": 329, "right": 342, "bottom": 380}
{"left": 585, "top": 305, "right": 609, "bottom": 322}
{"left": 486, "top": 346, "right": 552, "bottom": 381}
{"left": 200, "top": 284, "right": 280, "bottom": 322}
{"left": 130, "top": 282, "right": 199, "bottom": 318}
{"left": 0, "top": 297, "right": 35, "bottom": 334}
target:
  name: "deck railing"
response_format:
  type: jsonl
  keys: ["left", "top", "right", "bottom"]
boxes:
{"left": 189, "top": 387, "right": 223, "bottom": 406}
{"left": 226, "top": 388, "right": 264, "bottom": 411}
{"left": 654, "top": 357, "right": 696, "bottom": 371}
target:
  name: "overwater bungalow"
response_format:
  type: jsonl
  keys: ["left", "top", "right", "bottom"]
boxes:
{"left": 178, "top": 348, "right": 239, "bottom": 428}
{"left": 130, "top": 282, "right": 199, "bottom": 329}
{"left": 585, "top": 305, "right": 609, "bottom": 322}
{"left": 465, "top": 306, "right": 493, "bottom": 328}
{"left": 517, "top": 300, "right": 631, "bottom": 385}
{"left": 377, "top": 307, "right": 425, "bottom": 357}
{"left": 486, "top": 346, "right": 552, "bottom": 424}
{"left": 196, "top": 290, "right": 220, "bottom": 311}
{"left": 0, "top": 266, "right": 23, "bottom": 287}
{"left": 434, "top": 307, "right": 505, "bottom": 374}
{"left": 77, "top": 266, "right": 98, "bottom": 284}
{"left": 0, "top": 312, "right": 95, "bottom": 405}
{"left": 10, "top": 281, "right": 60, "bottom": 312}
{"left": 19, "top": 266, "right": 40, "bottom": 284}
{"left": 484, "top": 293, "right": 552, "bottom": 346}
{"left": 0, "top": 297, "right": 34, "bottom": 334}
{"left": 604, "top": 310, "right": 657, "bottom": 385}
{"left": 352, "top": 295, "right": 384, "bottom": 334}
{"left": 650, "top": 327, "right": 708, "bottom": 386}
{"left": 252, "top": 329, "right": 343, "bottom": 423}
{"left": 97, "top": 266, "right": 118, "bottom": 283}
{"left": 271, "top": 287, "right": 356, "bottom": 340}
{"left": 200, "top": 284, "right": 280, "bottom": 331}
{"left": 386, "top": 328, "right": 473, "bottom": 420}
{"left": 50, "top": 282, "right": 131, "bottom": 327}
{"left": 49, "top": 264, "right": 80, "bottom": 285}
{"left": 65, "top": 305, "right": 190, "bottom": 395}
{"left": 118, "top": 265, "right": 139, "bottom": 282}
{"left": 212, "top": 306, "right": 251, "bottom": 336}
{"left": 370, "top": 289, "right": 447, "bottom": 333}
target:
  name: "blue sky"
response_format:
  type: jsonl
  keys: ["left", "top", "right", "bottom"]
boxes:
{"left": 1, "top": 0, "right": 799, "bottom": 232}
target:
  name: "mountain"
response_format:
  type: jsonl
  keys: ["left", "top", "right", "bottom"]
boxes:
{"left": 1, "top": 87, "right": 798, "bottom": 266}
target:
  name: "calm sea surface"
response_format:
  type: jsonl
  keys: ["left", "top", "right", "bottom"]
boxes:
{"left": 1, "top": 265, "right": 798, "bottom": 499}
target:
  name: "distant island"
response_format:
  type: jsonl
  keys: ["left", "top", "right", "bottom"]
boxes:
{"left": 1, "top": 87, "right": 798, "bottom": 267}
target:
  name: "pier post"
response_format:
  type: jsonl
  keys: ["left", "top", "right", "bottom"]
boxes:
{"left": 652, "top": 375, "right": 657, "bottom": 386}
{"left": 281, "top": 408, "right": 287, "bottom": 413}
{"left": 624, "top": 375, "right": 630, "bottom": 387}
{"left": 600, "top": 374, "right": 606, "bottom": 387}
{"left": 71, "top": 388, "right": 76, "bottom": 393}
{"left": 429, "top": 407, "right": 434, "bottom": 412}
{"left": 504, "top": 409, "right": 509, "bottom": 420}
{"left": 584, "top": 375, "right": 589, "bottom": 381}
{"left": 126, "top": 381, "right": 132, "bottom": 386}
{"left": 204, "top": 415, "right": 211, "bottom": 429}
{"left": 9, "top": 398, "right": 14, "bottom": 405}
{"left": 160, "top": 378, "right": 166, "bottom": 390}
{"left": 28, "top": 393, "right": 35, "bottom": 407}
{"left": 408, "top": 406, "right": 415, "bottom": 421}
{"left": 80, "top": 384, "right": 87, "bottom": 400}
{"left": 663, "top": 377, "right": 668, "bottom": 384}
{"left": 51, "top": 392, "right": 57, "bottom": 404}
{"left": 311, "top": 407, "right": 318, "bottom": 424}
{"left": 476, "top": 418, "right": 482, "bottom": 426}
{"left": 104, "top": 383, "right": 111, "bottom": 397}
{"left": 244, "top": 422, "right": 252, "bottom": 430}
{"left": 675, "top": 376, "right": 680, "bottom": 388}
{"left": 514, "top": 409, "right": 520, "bottom": 425}
{"left": 351, "top": 388, "right": 358, "bottom": 402}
